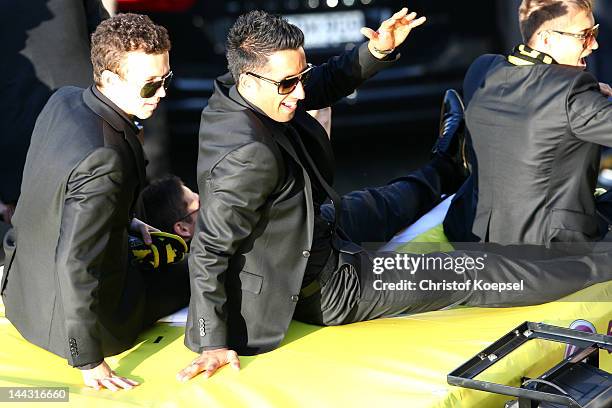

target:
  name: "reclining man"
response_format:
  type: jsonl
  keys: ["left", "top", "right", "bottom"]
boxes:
{"left": 1, "top": 14, "right": 190, "bottom": 391}
{"left": 178, "top": 8, "right": 612, "bottom": 381}
{"left": 136, "top": 176, "right": 200, "bottom": 245}
{"left": 444, "top": 0, "right": 612, "bottom": 245}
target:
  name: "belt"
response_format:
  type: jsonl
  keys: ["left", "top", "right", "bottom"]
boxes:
{"left": 299, "top": 250, "right": 339, "bottom": 299}
{"left": 300, "top": 279, "right": 321, "bottom": 299}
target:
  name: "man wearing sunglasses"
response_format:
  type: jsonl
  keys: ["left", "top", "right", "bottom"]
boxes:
{"left": 445, "top": 0, "right": 612, "bottom": 246}
{"left": 177, "top": 7, "right": 495, "bottom": 381}
{"left": 2, "top": 14, "right": 189, "bottom": 391}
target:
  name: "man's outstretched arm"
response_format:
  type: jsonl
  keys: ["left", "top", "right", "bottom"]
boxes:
{"left": 302, "top": 7, "right": 426, "bottom": 111}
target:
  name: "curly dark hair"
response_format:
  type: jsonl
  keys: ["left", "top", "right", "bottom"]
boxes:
{"left": 91, "top": 13, "right": 171, "bottom": 85}
{"left": 519, "top": 0, "right": 593, "bottom": 44}
{"left": 226, "top": 10, "right": 304, "bottom": 83}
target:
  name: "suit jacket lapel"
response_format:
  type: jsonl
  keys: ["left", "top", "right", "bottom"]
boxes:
{"left": 122, "top": 126, "right": 147, "bottom": 188}
{"left": 83, "top": 86, "right": 147, "bottom": 188}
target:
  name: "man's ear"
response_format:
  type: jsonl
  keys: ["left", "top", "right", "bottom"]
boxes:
{"left": 173, "top": 221, "right": 190, "bottom": 239}
{"left": 100, "top": 70, "right": 118, "bottom": 89}
{"left": 238, "top": 73, "right": 256, "bottom": 93}
{"left": 535, "top": 30, "right": 551, "bottom": 48}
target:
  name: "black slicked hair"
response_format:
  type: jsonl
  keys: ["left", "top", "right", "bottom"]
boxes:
{"left": 226, "top": 10, "right": 304, "bottom": 83}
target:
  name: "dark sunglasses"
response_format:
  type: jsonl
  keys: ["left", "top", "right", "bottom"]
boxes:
{"left": 550, "top": 23, "right": 599, "bottom": 49}
{"left": 175, "top": 198, "right": 200, "bottom": 224}
{"left": 245, "top": 63, "right": 314, "bottom": 95}
{"left": 140, "top": 71, "right": 174, "bottom": 98}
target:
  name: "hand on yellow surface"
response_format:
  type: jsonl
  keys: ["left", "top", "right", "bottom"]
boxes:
{"left": 176, "top": 348, "right": 240, "bottom": 381}
{"left": 81, "top": 360, "right": 139, "bottom": 391}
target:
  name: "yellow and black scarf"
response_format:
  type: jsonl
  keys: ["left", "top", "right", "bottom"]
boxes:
{"left": 507, "top": 44, "right": 558, "bottom": 66}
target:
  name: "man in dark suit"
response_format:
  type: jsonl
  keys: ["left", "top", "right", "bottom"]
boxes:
{"left": 1, "top": 13, "right": 189, "bottom": 391}
{"left": 445, "top": 0, "right": 612, "bottom": 245}
{"left": 0, "top": 0, "right": 109, "bottom": 226}
{"left": 177, "top": 9, "right": 612, "bottom": 382}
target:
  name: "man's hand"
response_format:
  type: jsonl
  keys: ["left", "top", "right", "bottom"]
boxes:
{"left": 177, "top": 348, "right": 240, "bottom": 382}
{"left": 0, "top": 200, "right": 15, "bottom": 225}
{"left": 361, "top": 7, "right": 426, "bottom": 59}
{"left": 599, "top": 82, "right": 612, "bottom": 97}
{"left": 81, "top": 360, "right": 139, "bottom": 391}
{"left": 129, "top": 218, "right": 160, "bottom": 245}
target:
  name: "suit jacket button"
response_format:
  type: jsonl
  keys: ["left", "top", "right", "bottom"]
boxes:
{"left": 290, "top": 295, "right": 299, "bottom": 302}
{"left": 302, "top": 250, "right": 310, "bottom": 258}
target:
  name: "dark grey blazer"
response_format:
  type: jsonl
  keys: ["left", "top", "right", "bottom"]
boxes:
{"left": 186, "top": 44, "right": 394, "bottom": 355}
{"left": 1, "top": 86, "right": 147, "bottom": 367}
{"left": 455, "top": 55, "right": 612, "bottom": 245}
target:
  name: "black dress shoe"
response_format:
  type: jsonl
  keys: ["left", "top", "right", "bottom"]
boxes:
{"left": 431, "top": 89, "right": 469, "bottom": 177}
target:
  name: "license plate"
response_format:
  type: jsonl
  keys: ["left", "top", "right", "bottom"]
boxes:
{"left": 285, "top": 11, "right": 366, "bottom": 49}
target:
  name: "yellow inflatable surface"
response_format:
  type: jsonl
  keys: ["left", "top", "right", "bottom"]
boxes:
{"left": 1, "top": 225, "right": 611, "bottom": 407}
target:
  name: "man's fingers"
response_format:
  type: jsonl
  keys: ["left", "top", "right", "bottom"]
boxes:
{"left": 380, "top": 17, "right": 397, "bottom": 30}
{"left": 226, "top": 350, "right": 241, "bottom": 370}
{"left": 202, "top": 362, "right": 220, "bottom": 379}
{"left": 84, "top": 379, "right": 101, "bottom": 390}
{"left": 110, "top": 375, "right": 137, "bottom": 389}
{"left": 360, "top": 27, "right": 377, "bottom": 40}
{"left": 407, "top": 16, "right": 427, "bottom": 29}
{"left": 599, "top": 82, "right": 612, "bottom": 97}
{"left": 121, "top": 377, "right": 140, "bottom": 387}
{"left": 100, "top": 378, "right": 120, "bottom": 392}
{"left": 141, "top": 227, "right": 152, "bottom": 245}
{"left": 401, "top": 11, "right": 417, "bottom": 21}
{"left": 390, "top": 7, "right": 408, "bottom": 20}
{"left": 177, "top": 361, "right": 206, "bottom": 382}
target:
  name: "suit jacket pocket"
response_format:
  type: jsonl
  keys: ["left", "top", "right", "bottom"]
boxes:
{"left": 1, "top": 228, "right": 16, "bottom": 295}
{"left": 239, "top": 271, "right": 263, "bottom": 295}
{"left": 548, "top": 209, "right": 599, "bottom": 242}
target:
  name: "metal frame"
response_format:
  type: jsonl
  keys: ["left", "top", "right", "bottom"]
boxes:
{"left": 447, "top": 321, "right": 612, "bottom": 408}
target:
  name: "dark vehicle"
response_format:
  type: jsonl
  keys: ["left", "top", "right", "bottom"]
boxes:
{"left": 117, "top": 0, "right": 511, "bottom": 188}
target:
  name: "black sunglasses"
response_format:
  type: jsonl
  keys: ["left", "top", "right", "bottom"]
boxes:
{"left": 245, "top": 63, "right": 314, "bottom": 95}
{"left": 175, "top": 207, "right": 198, "bottom": 224}
{"left": 140, "top": 71, "right": 174, "bottom": 98}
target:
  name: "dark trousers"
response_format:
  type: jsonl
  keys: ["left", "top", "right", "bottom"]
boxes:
{"left": 595, "top": 189, "right": 612, "bottom": 240}
{"left": 122, "top": 252, "right": 190, "bottom": 329}
{"left": 295, "top": 165, "right": 612, "bottom": 326}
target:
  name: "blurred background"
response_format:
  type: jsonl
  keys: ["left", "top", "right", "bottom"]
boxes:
{"left": 113, "top": 0, "right": 612, "bottom": 194}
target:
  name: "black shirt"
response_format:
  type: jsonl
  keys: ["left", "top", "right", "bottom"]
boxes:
{"left": 285, "top": 127, "right": 333, "bottom": 287}
{"left": 230, "top": 87, "right": 334, "bottom": 287}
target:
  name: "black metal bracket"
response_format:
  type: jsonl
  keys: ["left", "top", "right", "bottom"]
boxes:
{"left": 447, "top": 321, "right": 612, "bottom": 408}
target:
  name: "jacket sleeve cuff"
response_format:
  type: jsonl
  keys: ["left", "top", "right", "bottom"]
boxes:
{"left": 76, "top": 360, "right": 104, "bottom": 370}
{"left": 67, "top": 349, "right": 104, "bottom": 368}
{"left": 357, "top": 42, "right": 400, "bottom": 78}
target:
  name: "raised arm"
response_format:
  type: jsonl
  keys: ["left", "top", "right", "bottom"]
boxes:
{"left": 302, "top": 7, "right": 426, "bottom": 110}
